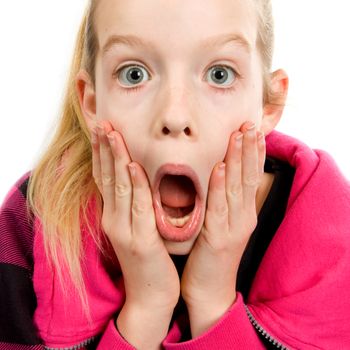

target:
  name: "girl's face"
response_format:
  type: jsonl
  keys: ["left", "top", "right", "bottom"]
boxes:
{"left": 79, "top": 0, "right": 282, "bottom": 254}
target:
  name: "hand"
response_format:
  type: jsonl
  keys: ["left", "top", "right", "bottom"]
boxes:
{"left": 91, "top": 120, "right": 180, "bottom": 349}
{"left": 180, "top": 121, "right": 266, "bottom": 338}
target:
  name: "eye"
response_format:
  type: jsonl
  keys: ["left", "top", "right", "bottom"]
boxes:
{"left": 114, "top": 63, "right": 238, "bottom": 93}
{"left": 206, "top": 65, "right": 237, "bottom": 87}
{"left": 116, "top": 64, "right": 150, "bottom": 87}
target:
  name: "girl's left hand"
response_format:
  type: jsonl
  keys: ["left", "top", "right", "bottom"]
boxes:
{"left": 180, "top": 121, "right": 266, "bottom": 338}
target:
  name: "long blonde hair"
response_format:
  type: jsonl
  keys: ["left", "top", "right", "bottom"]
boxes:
{"left": 27, "top": 0, "right": 276, "bottom": 308}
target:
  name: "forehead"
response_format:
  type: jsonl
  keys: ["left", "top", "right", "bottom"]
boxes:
{"left": 94, "top": 0, "right": 258, "bottom": 55}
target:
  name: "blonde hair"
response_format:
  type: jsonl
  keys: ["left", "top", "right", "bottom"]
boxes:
{"left": 27, "top": 0, "right": 276, "bottom": 310}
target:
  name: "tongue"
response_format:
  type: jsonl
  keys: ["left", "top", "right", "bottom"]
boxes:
{"left": 159, "top": 175, "right": 196, "bottom": 208}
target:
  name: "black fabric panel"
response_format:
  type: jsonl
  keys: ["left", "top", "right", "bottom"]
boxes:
{"left": 0, "top": 263, "right": 40, "bottom": 344}
{"left": 0, "top": 174, "right": 34, "bottom": 271}
{"left": 236, "top": 157, "right": 296, "bottom": 301}
{"left": 86, "top": 335, "right": 102, "bottom": 349}
{"left": 18, "top": 177, "right": 30, "bottom": 200}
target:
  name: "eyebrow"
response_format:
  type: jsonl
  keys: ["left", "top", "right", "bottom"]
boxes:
{"left": 102, "top": 33, "right": 252, "bottom": 55}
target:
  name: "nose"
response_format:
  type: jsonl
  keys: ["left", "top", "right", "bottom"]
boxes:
{"left": 162, "top": 120, "right": 191, "bottom": 137}
{"left": 155, "top": 86, "right": 197, "bottom": 139}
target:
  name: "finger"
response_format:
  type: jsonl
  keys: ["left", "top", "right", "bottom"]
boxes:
{"left": 257, "top": 131, "right": 266, "bottom": 176}
{"left": 107, "top": 130, "right": 132, "bottom": 229}
{"left": 91, "top": 127, "right": 103, "bottom": 193}
{"left": 225, "top": 131, "right": 244, "bottom": 229}
{"left": 204, "top": 162, "right": 229, "bottom": 237}
{"left": 241, "top": 123, "right": 260, "bottom": 210}
{"left": 127, "top": 162, "right": 157, "bottom": 239}
{"left": 97, "top": 121, "right": 116, "bottom": 212}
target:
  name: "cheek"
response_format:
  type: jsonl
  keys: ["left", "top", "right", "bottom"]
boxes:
{"left": 94, "top": 93, "right": 146, "bottom": 161}
{"left": 95, "top": 83, "right": 142, "bottom": 131}
{"left": 205, "top": 94, "right": 259, "bottom": 138}
{"left": 201, "top": 91, "right": 263, "bottom": 165}
{"left": 202, "top": 84, "right": 262, "bottom": 124}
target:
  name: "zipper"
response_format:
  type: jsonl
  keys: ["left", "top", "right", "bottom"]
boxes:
{"left": 44, "top": 336, "right": 96, "bottom": 350}
{"left": 244, "top": 304, "right": 289, "bottom": 349}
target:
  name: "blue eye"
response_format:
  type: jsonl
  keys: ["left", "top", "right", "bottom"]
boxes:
{"left": 206, "top": 65, "right": 237, "bottom": 87}
{"left": 117, "top": 65, "right": 149, "bottom": 87}
{"left": 114, "top": 63, "right": 238, "bottom": 94}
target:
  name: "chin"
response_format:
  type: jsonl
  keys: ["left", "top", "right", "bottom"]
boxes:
{"left": 163, "top": 235, "right": 198, "bottom": 255}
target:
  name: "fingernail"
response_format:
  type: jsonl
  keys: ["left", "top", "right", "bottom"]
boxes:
{"left": 235, "top": 133, "right": 243, "bottom": 141}
{"left": 128, "top": 163, "right": 136, "bottom": 178}
{"left": 218, "top": 162, "right": 226, "bottom": 172}
{"left": 91, "top": 129, "right": 98, "bottom": 144}
{"left": 107, "top": 133, "right": 114, "bottom": 144}
{"left": 97, "top": 122, "right": 104, "bottom": 134}
{"left": 257, "top": 131, "right": 265, "bottom": 142}
{"left": 246, "top": 122, "right": 256, "bottom": 131}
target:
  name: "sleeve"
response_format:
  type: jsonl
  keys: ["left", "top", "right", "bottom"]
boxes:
{"left": 162, "top": 293, "right": 270, "bottom": 350}
{"left": 0, "top": 173, "right": 44, "bottom": 348}
{"left": 96, "top": 319, "right": 136, "bottom": 350}
{"left": 0, "top": 175, "right": 138, "bottom": 350}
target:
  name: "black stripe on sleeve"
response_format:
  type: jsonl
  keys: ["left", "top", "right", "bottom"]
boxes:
{"left": 0, "top": 263, "right": 40, "bottom": 344}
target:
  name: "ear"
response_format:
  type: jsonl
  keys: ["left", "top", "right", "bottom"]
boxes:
{"left": 260, "top": 69, "right": 289, "bottom": 135}
{"left": 75, "top": 69, "right": 96, "bottom": 130}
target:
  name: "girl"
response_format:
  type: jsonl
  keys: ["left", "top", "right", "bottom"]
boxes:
{"left": 1, "top": 0, "right": 349, "bottom": 349}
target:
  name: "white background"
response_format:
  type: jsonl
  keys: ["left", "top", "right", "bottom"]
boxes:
{"left": 1, "top": 1, "right": 349, "bottom": 203}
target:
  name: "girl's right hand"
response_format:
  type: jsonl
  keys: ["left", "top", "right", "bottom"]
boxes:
{"left": 91, "top": 120, "right": 180, "bottom": 349}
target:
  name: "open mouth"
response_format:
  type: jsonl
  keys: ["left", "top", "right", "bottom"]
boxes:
{"left": 159, "top": 175, "right": 197, "bottom": 227}
{"left": 152, "top": 166, "right": 204, "bottom": 242}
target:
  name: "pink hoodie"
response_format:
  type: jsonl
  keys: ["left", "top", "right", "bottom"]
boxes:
{"left": 32, "top": 130, "right": 350, "bottom": 349}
